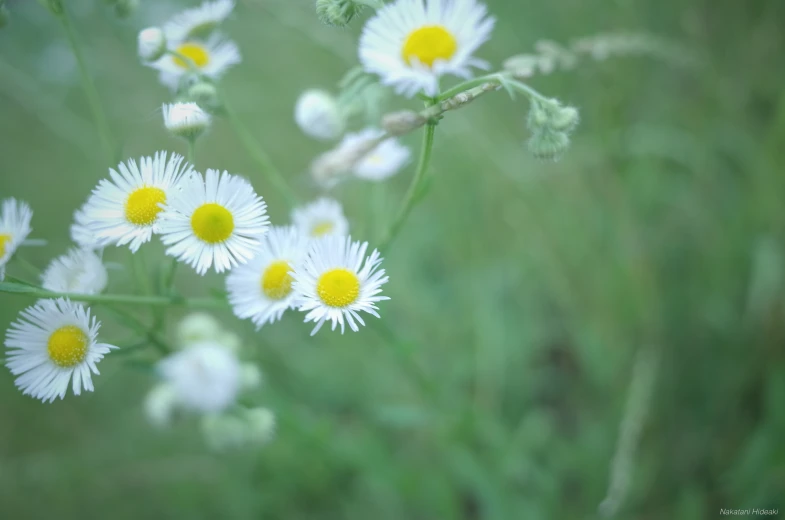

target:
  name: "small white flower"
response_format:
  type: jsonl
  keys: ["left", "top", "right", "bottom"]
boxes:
{"left": 163, "top": 0, "right": 235, "bottom": 42}
{"left": 158, "top": 341, "right": 241, "bottom": 413}
{"left": 158, "top": 169, "right": 269, "bottom": 275}
{"left": 359, "top": 0, "right": 495, "bottom": 97}
{"left": 0, "top": 198, "right": 33, "bottom": 281}
{"left": 82, "top": 151, "right": 193, "bottom": 253}
{"left": 340, "top": 128, "right": 411, "bottom": 181}
{"left": 70, "top": 203, "right": 108, "bottom": 251}
{"left": 226, "top": 226, "right": 310, "bottom": 329}
{"left": 163, "top": 102, "right": 211, "bottom": 141}
{"left": 149, "top": 33, "right": 240, "bottom": 91}
{"left": 294, "top": 89, "right": 346, "bottom": 141}
{"left": 138, "top": 27, "right": 167, "bottom": 62}
{"left": 41, "top": 248, "right": 108, "bottom": 295}
{"left": 291, "top": 197, "right": 349, "bottom": 239}
{"left": 293, "top": 235, "right": 389, "bottom": 335}
{"left": 4, "top": 299, "right": 116, "bottom": 403}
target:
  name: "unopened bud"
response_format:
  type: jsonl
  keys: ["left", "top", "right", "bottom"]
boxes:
{"left": 382, "top": 110, "right": 426, "bottom": 136}
{"left": 186, "top": 82, "right": 220, "bottom": 111}
{"left": 295, "top": 89, "right": 346, "bottom": 141}
{"left": 163, "top": 102, "right": 211, "bottom": 142}
{"left": 240, "top": 363, "right": 263, "bottom": 391}
{"left": 551, "top": 105, "right": 579, "bottom": 133}
{"left": 245, "top": 407, "right": 276, "bottom": 445}
{"left": 315, "top": 0, "right": 364, "bottom": 27}
{"left": 137, "top": 27, "right": 166, "bottom": 62}
{"left": 176, "top": 312, "right": 222, "bottom": 346}
{"left": 528, "top": 129, "right": 570, "bottom": 161}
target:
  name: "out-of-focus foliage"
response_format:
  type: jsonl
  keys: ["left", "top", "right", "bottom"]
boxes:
{"left": 0, "top": 0, "right": 784, "bottom": 518}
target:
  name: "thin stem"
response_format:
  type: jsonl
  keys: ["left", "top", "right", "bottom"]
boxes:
{"left": 160, "top": 258, "right": 179, "bottom": 297}
{"left": 379, "top": 117, "right": 437, "bottom": 250}
{"left": 103, "top": 305, "right": 172, "bottom": 355}
{"left": 12, "top": 255, "right": 40, "bottom": 280}
{"left": 54, "top": 5, "right": 115, "bottom": 165}
{"left": 131, "top": 250, "right": 153, "bottom": 296}
{"left": 187, "top": 139, "right": 197, "bottom": 167}
{"left": 220, "top": 94, "right": 299, "bottom": 207}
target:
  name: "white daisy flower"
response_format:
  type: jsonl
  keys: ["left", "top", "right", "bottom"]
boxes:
{"left": 294, "top": 89, "right": 346, "bottom": 141}
{"left": 163, "top": 0, "right": 235, "bottom": 42}
{"left": 82, "top": 151, "right": 192, "bottom": 253}
{"left": 158, "top": 169, "right": 269, "bottom": 275}
{"left": 291, "top": 197, "right": 349, "bottom": 239}
{"left": 41, "top": 248, "right": 108, "bottom": 295}
{"left": 4, "top": 299, "right": 116, "bottom": 403}
{"left": 359, "top": 0, "right": 496, "bottom": 97}
{"left": 150, "top": 33, "right": 240, "bottom": 91}
{"left": 0, "top": 198, "right": 33, "bottom": 281}
{"left": 341, "top": 128, "right": 411, "bottom": 181}
{"left": 293, "top": 235, "right": 389, "bottom": 335}
{"left": 158, "top": 341, "right": 241, "bottom": 413}
{"left": 70, "top": 204, "right": 108, "bottom": 251}
{"left": 162, "top": 102, "right": 211, "bottom": 141}
{"left": 226, "top": 226, "right": 310, "bottom": 329}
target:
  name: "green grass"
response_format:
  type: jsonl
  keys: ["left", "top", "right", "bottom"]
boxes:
{"left": 1, "top": 0, "right": 784, "bottom": 518}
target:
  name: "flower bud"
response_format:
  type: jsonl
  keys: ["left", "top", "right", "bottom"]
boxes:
{"left": 163, "top": 102, "right": 211, "bottom": 142}
{"left": 176, "top": 312, "right": 222, "bottom": 347}
{"left": 528, "top": 128, "right": 570, "bottom": 161}
{"left": 315, "top": 0, "right": 364, "bottom": 27}
{"left": 201, "top": 414, "right": 247, "bottom": 451}
{"left": 240, "top": 363, "right": 263, "bottom": 391}
{"left": 137, "top": 27, "right": 167, "bottom": 63}
{"left": 551, "top": 105, "right": 580, "bottom": 133}
{"left": 294, "top": 89, "right": 346, "bottom": 141}
{"left": 186, "top": 82, "right": 220, "bottom": 111}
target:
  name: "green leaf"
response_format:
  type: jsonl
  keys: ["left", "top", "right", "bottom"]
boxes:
{"left": 0, "top": 281, "right": 40, "bottom": 294}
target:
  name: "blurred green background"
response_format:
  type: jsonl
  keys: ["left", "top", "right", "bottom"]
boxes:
{"left": 1, "top": 0, "right": 784, "bottom": 518}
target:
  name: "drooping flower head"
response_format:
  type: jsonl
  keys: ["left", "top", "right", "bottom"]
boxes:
{"left": 226, "top": 226, "right": 310, "bottom": 329}
{"left": 293, "top": 235, "right": 389, "bottom": 335}
{"left": 158, "top": 169, "right": 269, "bottom": 275}
{"left": 163, "top": 102, "right": 212, "bottom": 141}
{"left": 83, "top": 151, "right": 193, "bottom": 252}
{"left": 359, "top": 0, "right": 495, "bottom": 97}
{"left": 0, "top": 198, "right": 32, "bottom": 280}
{"left": 4, "top": 299, "right": 116, "bottom": 402}
{"left": 41, "top": 248, "right": 108, "bottom": 295}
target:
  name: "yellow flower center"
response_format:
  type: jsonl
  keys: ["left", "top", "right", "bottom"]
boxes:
{"left": 0, "top": 233, "right": 12, "bottom": 258}
{"left": 191, "top": 203, "right": 234, "bottom": 244}
{"left": 174, "top": 42, "right": 210, "bottom": 69}
{"left": 125, "top": 186, "right": 166, "bottom": 226}
{"left": 47, "top": 325, "right": 88, "bottom": 368}
{"left": 261, "top": 260, "right": 294, "bottom": 300}
{"left": 317, "top": 268, "right": 360, "bottom": 308}
{"left": 402, "top": 25, "right": 458, "bottom": 67}
{"left": 311, "top": 221, "right": 334, "bottom": 237}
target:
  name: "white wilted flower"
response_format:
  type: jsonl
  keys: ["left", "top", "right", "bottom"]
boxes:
{"left": 149, "top": 33, "right": 240, "bottom": 91}
{"left": 291, "top": 198, "right": 349, "bottom": 239}
{"left": 0, "top": 198, "right": 32, "bottom": 281}
{"left": 41, "top": 248, "right": 108, "bottom": 295}
{"left": 293, "top": 235, "right": 389, "bottom": 335}
{"left": 163, "top": 0, "right": 235, "bottom": 42}
{"left": 294, "top": 89, "right": 346, "bottom": 141}
{"left": 4, "top": 299, "right": 116, "bottom": 403}
{"left": 359, "top": 0, "right": 495, "bottom": 97}
{"left": 158, "top": 169, "right": 270, "bottom": 275}
{"left": 163, "top": 102, "right": 211, "bottom": 141}
{"left": 137, "top": 27, "right": 167, "bottom": 62}
{"left": 340, "top": 128, "right": 411, "bottom": 181}
{"left": 82, "top": 152, "right": 193, "bottom": 253}
{"left": 158, "top": 341, "right": 242, "bottom": 413}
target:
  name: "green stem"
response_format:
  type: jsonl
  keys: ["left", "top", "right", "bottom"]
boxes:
{"left": 131, "top": 250, "right": 153, "bottom": 296}
{"left": 54, "top": 5, "right": 115, "bottom": 165}
{"left": 160, "top": 258, "right": 179, "bottom": 297}
{"left": 220, "top": 94, "right": 299, "bottom": 207}
{"left": 436, "top": 72, "right": 550, "bottom": 105}
{"left": 0, "top": 285, "right": 228, "bottom": 309}
{"left": 103, "top": 305, "right": 172, "bottom": 355}
{"left": 379, "top": 117, "right": 437, "bottom": 250}
{"left": 187, "top": 139, "right": 197, "bottom": 167}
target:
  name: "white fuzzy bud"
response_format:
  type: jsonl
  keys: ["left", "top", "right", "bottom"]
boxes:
{"left": 528, "top": 128, "right": 571, "bottom": 161}
{"left": 186, "top": 82, "right": 220, "bottom": 111}
{"left": 295, "top": 89, "right": 346, "bottom": 141}
{"left": 315, "top": 0, "right": 364, "bottom": 27}
{"left": 137, "top": 27, "right": 166, "bottom": 63}
{"left": 176, "top": 312, "right": 223, "bottom": 347}
{"left": 163, "top": 102, "right": 211, "bottom": 141}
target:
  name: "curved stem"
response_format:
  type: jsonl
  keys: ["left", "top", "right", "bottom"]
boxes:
{"left": 55, "top": 5, "right": 116, "bottom": 165}
{"left": 220, "top": 94, "right": 299, "bottom": 207}
{"left": 187, "top": 139, "right": 197, "bottom": 167}
{"left": 379, "top": 119, "right": 437, "bottom": 250}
